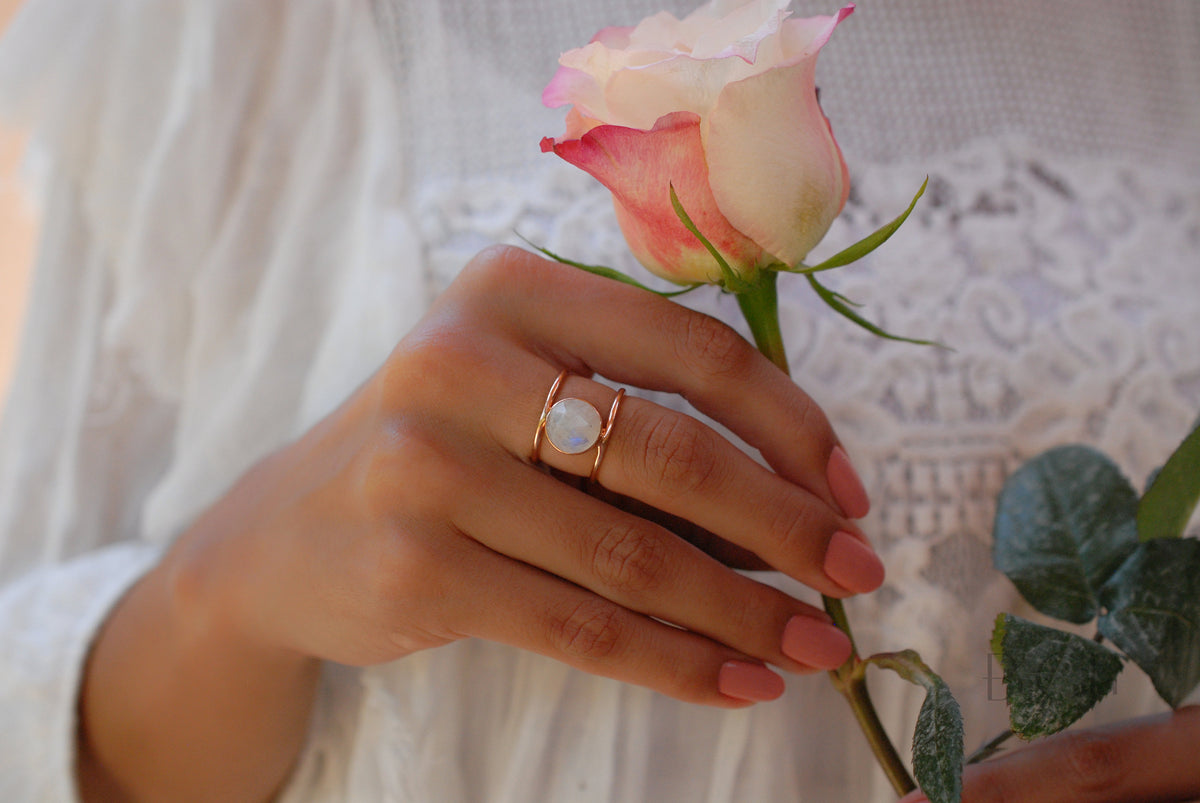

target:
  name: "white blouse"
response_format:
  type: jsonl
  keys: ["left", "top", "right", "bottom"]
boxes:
{"left": 0, "top": 1, "right": 1197, "bottom": 801}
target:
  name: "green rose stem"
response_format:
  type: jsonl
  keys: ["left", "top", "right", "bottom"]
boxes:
{"left": 965, "top": 729, "right": 1015, "bottom": 765}
{"left": 736, "top": 270, "right": 918, "bottom": 797}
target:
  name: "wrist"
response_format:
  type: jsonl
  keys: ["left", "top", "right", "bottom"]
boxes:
{"left": 78, "top": 532, "right": 321, "bottom": 802}
{"left": 161, "top": 507, "right": 318, "bottom": 677}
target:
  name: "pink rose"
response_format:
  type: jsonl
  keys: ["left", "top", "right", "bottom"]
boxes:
{"left": 542, "top": 1, "right": 853, "bottom": 285}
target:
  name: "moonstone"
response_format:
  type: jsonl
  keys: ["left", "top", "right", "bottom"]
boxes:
{"left": 545, "top": 398, "right": 603, "bottom": 454}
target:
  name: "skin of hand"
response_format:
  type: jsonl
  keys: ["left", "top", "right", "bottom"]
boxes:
{"left": 898, "top": 706, "right": 1200, "bottom": 803}
{"left": 76, "top": 245, "right": 882, "bottom": 801}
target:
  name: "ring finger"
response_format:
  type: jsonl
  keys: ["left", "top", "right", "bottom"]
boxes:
{"left": 452, "top": 450, "right": 853, "bottom": 673}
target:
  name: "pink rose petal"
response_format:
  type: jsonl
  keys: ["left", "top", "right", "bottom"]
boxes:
{"left": 543, "top": 111, "right": 765, "bottom": 284}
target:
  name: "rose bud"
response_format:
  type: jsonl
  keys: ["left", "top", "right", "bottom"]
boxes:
{"left": 542, "top": 1, "right": 853, "bottom": 285}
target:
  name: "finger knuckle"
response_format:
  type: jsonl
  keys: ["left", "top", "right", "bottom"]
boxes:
{"left": 658, "top": 657, "right": 719, "bottom": 705}
{"left": 729, "top": 585, "right": 789, "bottom": 651}
{"left": 552, "top": 599, "right": 626, "bottom": 663}
{"left": 1059, "top": 730, "right": 1123, "bottom": 795}
{"left": 632, "top": 409, "right": 725, "bottom": 496}
{"left": 676, "top": 313, "right": 751, "bottom": 385}
{"left": 787, "top": 393, "right": 832, "bottom": 451}
{"left": 456, "top": 244, "right": 543, "bottom": 299}
{"left": 360, "top": 423, "right": 463, "bottom": 521}
{"left": 366, "top": 534, "right": 436, "bottom": 610}
{"left": 381, "top": 326, "right": 484, "bottom": 411}
{"left": 770, "top": 501, "right": 823, "bottom": 559}
{"left": 590, "top": 520, "right": 669, "bottom": 596}
{"left": 372, "top": 548, "right": 459, "bottom": 659}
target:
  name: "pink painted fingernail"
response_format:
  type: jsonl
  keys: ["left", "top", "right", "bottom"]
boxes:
{"left": 823, "top": 530, "right": 885, "bottom": 593}
{"left": 781, "top": 615, "right": 853, "bottom": 669}
{"left": 718, "top": 661, "right": 785, "bottom": 702}
{"left": 827, "top": 446, "right": 870, "bottom": 519}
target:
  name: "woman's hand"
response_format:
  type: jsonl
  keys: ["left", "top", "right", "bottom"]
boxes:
{"left": 898, "top": 706, "right": 1200, "bottom": 803}
{"left": 79, "top": 246, "right": 880, "bottom": 800}
{"left": 174, "top": 245, "right": 879, "bottom": 697}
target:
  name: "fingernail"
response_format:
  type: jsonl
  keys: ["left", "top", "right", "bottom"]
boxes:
{"left": 717, "top": 660, "right": 785, "bottom": 702}
{"left": 823, "top": 530, "right": 885, "bottom": 593}
{"left": 827, "top": 446, "right": 870, "bottom": 519}
{"left": 781, "top": 615, "right": 853, "bottom": 669}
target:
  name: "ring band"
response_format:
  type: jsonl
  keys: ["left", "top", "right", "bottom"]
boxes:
{"left": 530, "top": 370, "right": 623, "bottom": 480}
{"left": 589, "top": 388, "right": 625, "bottom": 483}
{"left": 530, "top": 369, "right": 569, "bottom": 462}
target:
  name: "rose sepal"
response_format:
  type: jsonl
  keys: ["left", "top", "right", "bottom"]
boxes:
{"left": 781, "top": 177, "right": 928, "bottom": 275}
{"left": 668, "top": 184, "right": 757, "bottom": 294}
{"left": 515, "top": 232, "right": 701, "bottom": 299}
{"left": 669, "top": 184, "right": 943, "bottom": 347}
{"left": 807, "top": 273, "right": 945, "bottom": 348}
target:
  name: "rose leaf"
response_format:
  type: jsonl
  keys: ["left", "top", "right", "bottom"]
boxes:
{"left": 1137, "top": 420, "right": 1200, "bottom": 541}
{"left": 993, "top": 445, "right": 1139, "bottom": 623}
{"left": 990, "top": 614, "right": 1123, "bottom": 739}
{"left": 868, "top": 650, "right": 964, "bottom": 803}
{"left": 1098, "top": 538, "right": 1200, "bottom": 708}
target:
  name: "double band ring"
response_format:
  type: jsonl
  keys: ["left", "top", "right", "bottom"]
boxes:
{"left": 531, "top": 369, "right": 626, "bottom": 482}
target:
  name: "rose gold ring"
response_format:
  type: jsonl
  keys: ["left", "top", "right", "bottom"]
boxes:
{"left": 589, "top": 388, "right": 625, "bottom": 483}
{"left": 530, "top": 369, "right": 570, "bottom": 462}
{"left": 530, "top": 370, "right": 623, "bottom": 475}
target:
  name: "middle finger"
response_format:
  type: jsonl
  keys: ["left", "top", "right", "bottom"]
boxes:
{"left": 453, "top": 449, "right": 854, "bottom": 672}
{"left": 498, "top": 363, "right": 884, "bottom": 597}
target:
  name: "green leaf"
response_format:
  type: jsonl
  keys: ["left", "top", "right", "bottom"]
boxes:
{"left": 806, "top": 274, "right": 946, "bottom": 348}
{"left": 868, "top": 650, "right": 964, "bottom": 803}
{"left": 993, "top": 445, "right": 1140, "bottom": 623}
{"left": 668, "top": 184, "right": 753, "bottom": 293}
{"left": 789, "top": 176, "right": 928, "bottom": 274}
{"left": 514, "top": 233, "right": 700, "bottom": 298}
{"left": 1098, "top": 538, "right": 1200, "bottom": 707}
{"left": 1137, "top": 421, "right": 1200, "bottom": 541}
{"left": 990, "top": 614, "right": 1123, "bottom": 739}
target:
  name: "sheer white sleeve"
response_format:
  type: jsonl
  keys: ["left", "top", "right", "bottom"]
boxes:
{"left": 0, "top": 2, "right": 419, "bottom": 800}
{"left": 0, "top": 544, "right": 161, "bottom": 802}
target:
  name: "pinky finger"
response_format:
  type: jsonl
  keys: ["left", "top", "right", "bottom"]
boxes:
{"left": 442, "top": 536, "right": 784, "bottom": 707}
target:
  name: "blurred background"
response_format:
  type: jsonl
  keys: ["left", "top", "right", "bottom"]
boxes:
{"left": 0, "top": 0, "right": 33, "bottom": 411}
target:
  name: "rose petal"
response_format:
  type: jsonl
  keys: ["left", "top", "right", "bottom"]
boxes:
{"left": 704, "top": 7, "right": 852, "bottom": 266}
{"left": 542, "top": 64, "right": 598, "bottom": 110}
{"left": 626, "top": 11, "right": 690, "bottom": 51}
{"left": 602, "top": 60, "right": 714, "bottom": 130}
{"left": 590, "top": 25, "right": 634, "bottom": 48}
{"left": 703, "top": 0, "right": 792, "bottom": 22}
{"left": 544, "top": 111, "right": 764, "bottom": 284}
{"left": 562, "top": 107, "right": 605, "bottom": 140}
{"left": 776, "top": 4, "right": 854, "bottom": 62}
{"left": 692, "top": 2, "right": 789, "bottom": 62}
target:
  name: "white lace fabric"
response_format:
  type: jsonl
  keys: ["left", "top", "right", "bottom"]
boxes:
{"left": 0, "top": 1, "right": 1197, "bottom": 801}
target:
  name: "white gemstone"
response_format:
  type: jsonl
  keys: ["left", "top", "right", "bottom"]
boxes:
{"left": 545, "top": 398, "right": 603, "bottom": 454}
